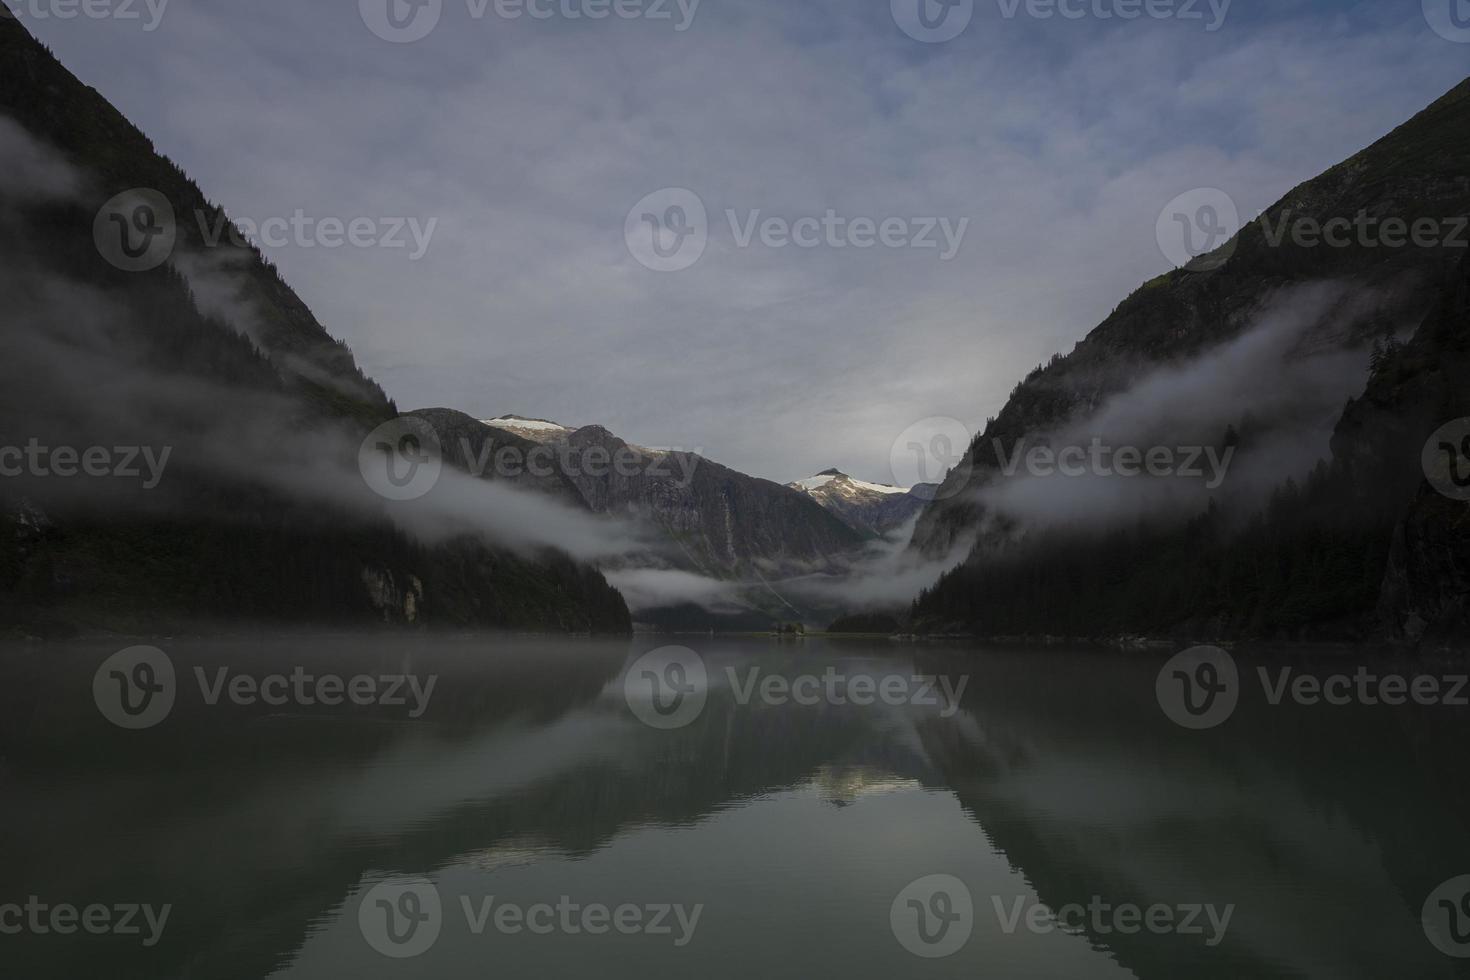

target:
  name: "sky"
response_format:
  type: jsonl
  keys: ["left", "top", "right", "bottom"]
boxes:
{"left": 11, "top": 0, "right": 1469, "bottom": 485}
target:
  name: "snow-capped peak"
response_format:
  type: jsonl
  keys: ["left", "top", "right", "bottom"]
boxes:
{"left": 845, "top": 477, "right": 911, "bottom": 496}
{"left": 482, "top": 414, "right": 569, "bottom": 432}
{"left": 480, "top": 415, "right": 574, "bottom": 442}
{"left": 790, "top": 470, "right": 911, "bottom": 495}
{"left": 794, "top": 473, "right": 841, "bottom": 491}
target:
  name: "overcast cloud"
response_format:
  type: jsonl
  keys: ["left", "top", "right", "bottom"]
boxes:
{"left": 16, "top": 0, "right": 1467, "bottom": 484}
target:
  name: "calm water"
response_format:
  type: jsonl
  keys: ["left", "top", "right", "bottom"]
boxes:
{"left": 2, "top": 637, "right": 1468, "bottom": 979}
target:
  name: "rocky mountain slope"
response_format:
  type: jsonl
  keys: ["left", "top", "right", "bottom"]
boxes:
{"left": 787, "top": 469, "right": 932, "bottom": 537}
{"left": 471, "top": 416, "right": 866, "bottom": 576}
{"left": 0, "top": 17, "right": 629, "bottom": 635}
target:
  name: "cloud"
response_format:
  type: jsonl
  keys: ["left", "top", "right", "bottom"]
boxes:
{"left": 18, "top": 1, "right": 1467, "bottom": 488}
{"left": 602, "top": 567, "right": 748, "bottom": 614}
{"left": 0, "top": 250, "right": 660, "bottom": 568}
{"left": 770, "top": 513, "right": 976, "bottom": 612}
{"left": 0, "top": 114, "right": 82, "bottom": 201}
{"left": 974, "top": 280, "right": 1383, "bottom": 530}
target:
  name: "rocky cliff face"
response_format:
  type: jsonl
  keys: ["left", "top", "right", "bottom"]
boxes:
{"left": 787, "top": 470, "right": 933, "bottom": 537}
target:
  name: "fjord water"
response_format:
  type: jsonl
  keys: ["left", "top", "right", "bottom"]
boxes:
{"left": 2, "top": 638, "right": 1467, "bottom": 979}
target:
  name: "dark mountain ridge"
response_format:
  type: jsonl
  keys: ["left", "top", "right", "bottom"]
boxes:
{"left": 910, "top": 77, "right": 1470, "bottom": 645}
{"left": 0, "top": 17, "right": 630, "bottom": 635}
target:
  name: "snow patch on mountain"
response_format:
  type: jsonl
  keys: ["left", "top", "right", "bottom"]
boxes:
{"left": 480, "top": 415, "right": 573, "bottom": 442}
{"left": 787, "top": 470, "right": 930, "bottom": 537}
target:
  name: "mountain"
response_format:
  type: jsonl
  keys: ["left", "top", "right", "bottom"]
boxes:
{"left": 910, "top": 77, "right": 1470, "bottom": 645}
{"left": 1345, "top": 251, "right": 1470, "bottom": 643}
{"left": 0, "top": 17, "right": 630, "bottom": 635}
{"left": 456, "top": 414, "right": 865, "bottom": 576}
{"left": 787, "top": 469, "right": 933, "bottom": 537}
{"left": 398, "top": 411, "right": 867, "bottom": 630}
{"left": 479, "top": 415, "right": 574, "bottom": 443}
